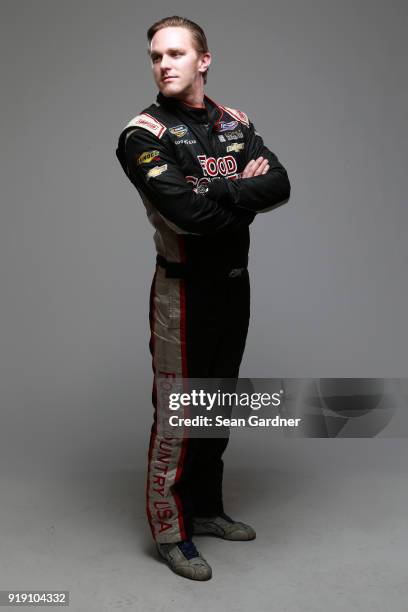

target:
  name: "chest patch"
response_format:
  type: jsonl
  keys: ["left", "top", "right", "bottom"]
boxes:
{"left": 169, "top": 125, "right": 188, "bottom": 137}
{"left": 215, "top": 120, "right": 239, "bottom": 133}
{"left": 226, "top": 142, "right": 245, "bottom": 153}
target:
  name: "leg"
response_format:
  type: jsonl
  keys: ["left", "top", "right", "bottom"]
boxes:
{"left": 146, "top": 268, "right": 250, "bottom": 542}
{"left": 190, "top": 271, "right": 251, "bottom": 516}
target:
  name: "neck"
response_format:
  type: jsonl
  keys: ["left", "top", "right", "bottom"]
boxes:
{"left": 161, "top": 81, "right": 205, "bottom": 109}
{"left": 182, "top": 98, "right": 205, "bottom": 109}
{"left": 180, "top": 80, "right": 205, "bottom": 108}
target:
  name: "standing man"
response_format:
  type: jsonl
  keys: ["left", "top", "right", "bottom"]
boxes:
{"left": 116, "top": 16, "right": 290, "bottom": 581}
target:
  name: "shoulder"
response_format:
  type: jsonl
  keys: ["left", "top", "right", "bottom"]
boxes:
{"left": 219, "top": 103, "right": 250, "bottom": 128}
{"left": 122, "top": 103, "right": 168, "bottom": 140}
{"left": 117, "top": 103, "right": 174, "bottom": 168}
{"left": 116, "top": 104, "right": 171, "bottom": 175}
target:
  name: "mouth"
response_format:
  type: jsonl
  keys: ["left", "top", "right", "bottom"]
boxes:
{"left": 162, "top": 76, "right": 177, "bottom": 83}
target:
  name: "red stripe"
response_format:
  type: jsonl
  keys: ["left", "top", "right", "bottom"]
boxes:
{"left": 146, "top": 427, "right": 156, "bottom": 538}
{"left": 146, "top": 271, "right": 157, "bottom": 538}
{"left": 204, "top": 93, "right": 224, "bottom": 129}
{"left": 173, "top": 237, "right": 189, "bottom": 541}
{"left": 147, "top": 246, "right": 190, "bottom": 542}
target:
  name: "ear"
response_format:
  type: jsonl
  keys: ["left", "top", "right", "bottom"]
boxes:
{"left": 199, "top": 51, "right": 212, "bottom": 74}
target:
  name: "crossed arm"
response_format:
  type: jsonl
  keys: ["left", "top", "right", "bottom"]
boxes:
{"left": 206, "top": 120, "right": 291, "bottom": 212}
{"left": 116, "top": 119, "right": 290, "bottom": 235}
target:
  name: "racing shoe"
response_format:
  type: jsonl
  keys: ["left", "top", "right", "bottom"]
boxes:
{"left": 193, "top": 512, "right": 256, "bottom": 541}
{"left": 156, "top": 539, "right": 212, "bottom": 581}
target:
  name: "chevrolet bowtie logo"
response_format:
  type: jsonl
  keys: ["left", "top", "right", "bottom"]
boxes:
{"left": 226, "top": 142, "right": 245, "bottom": 153}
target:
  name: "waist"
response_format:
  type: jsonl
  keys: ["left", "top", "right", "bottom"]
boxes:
{"left": 156, "top": 255, "right": 248, "bottom": 279}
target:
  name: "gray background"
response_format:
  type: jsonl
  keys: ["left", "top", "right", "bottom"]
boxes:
{"left": 0, "top": 0, "right": 407, "bottom": 610}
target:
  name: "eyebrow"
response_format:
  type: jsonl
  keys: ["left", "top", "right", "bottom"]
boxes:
{"left": 148, "top": 47, "right": 185, "bottom": 58}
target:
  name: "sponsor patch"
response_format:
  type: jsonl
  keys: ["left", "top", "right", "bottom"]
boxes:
{"left": 125, "top": 113, "right": 166, "bottom": 138}
{"left": 195, "top": 183, "right": 209, "bottom": 195}
{"left": 137, "top": 150, "right": 160, "bottom": 165}
{"left": 226, "top": 142, "right": 245, "bottom": 153}
{"left": 215, "top": 120, "right": 239, "bottom": 133}
{"left": 222, "top": 106, "right": 250, "bottom": 127}
{"left": 197, "top": 154, "right": 238, "bottom": 177}
{"left": 186, "top": 173, "right": 243, "bottom": 191}
{"left": 225, "top": 129, "right": 244, "bottom": 141}
{"left": 174, "top": 139, "right": 197, "bottom": 145}
{"left": 169, "top": 125, "right": 188, "bottom": 138}
{"left": 147, "top": 164, "right": 168, "bottom": 179}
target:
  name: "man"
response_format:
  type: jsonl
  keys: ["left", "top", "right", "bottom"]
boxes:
{"left": 116, "top": 16, "right": 290, "bottom": 581}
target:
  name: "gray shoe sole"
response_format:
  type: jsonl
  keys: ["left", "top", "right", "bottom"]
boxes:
{"left": 156, "top": 544, "right": 213, "bottom": 581}
{"left": 193, "top": 519, "right": 256, "bottom": 541}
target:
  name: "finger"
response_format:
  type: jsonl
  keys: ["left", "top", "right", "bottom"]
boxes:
{"left": 243, "top": 157, "right": 266, "bottom": 178}
{"left": 252, "top": 156, "right": 264, "bottom": 169}
{"left": 256, "top": 163, "right": 269, "bottom": 176}
{"left": 254, "top": 160, "right": 269, "bottom": 176}
{"left": 242, "top": 159, "right": 256, "bottom": 177}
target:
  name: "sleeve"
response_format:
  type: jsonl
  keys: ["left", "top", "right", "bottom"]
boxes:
{"left": 116, "top": 126, "right": 255, "bottom": 236}
{"left": 206, "top": 119, "right": 291, "bottom": 213}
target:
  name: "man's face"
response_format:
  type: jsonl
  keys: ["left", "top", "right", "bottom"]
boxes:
{"left": 150, "top": 27, "right": 210, "bottom": 99}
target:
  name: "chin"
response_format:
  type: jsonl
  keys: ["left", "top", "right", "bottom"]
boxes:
{"left": 161, "top": 84, "right": 183, "bottom": 97}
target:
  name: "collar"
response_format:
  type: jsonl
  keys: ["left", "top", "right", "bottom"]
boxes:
{"left": 156, "top": 91, "right": 224, "bottom": 127}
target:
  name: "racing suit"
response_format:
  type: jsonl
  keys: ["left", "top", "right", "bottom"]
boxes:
{"left": 116, "top": 91, "right": 291, "bottom": 543}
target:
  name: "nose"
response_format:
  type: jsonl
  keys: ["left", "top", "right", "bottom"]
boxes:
{"left": 160, "top": 54, "right": 172, "bottom": 71}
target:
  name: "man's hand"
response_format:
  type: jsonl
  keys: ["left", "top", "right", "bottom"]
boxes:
{"left": 241, "top": 156, "right": 269, "bottom": 179}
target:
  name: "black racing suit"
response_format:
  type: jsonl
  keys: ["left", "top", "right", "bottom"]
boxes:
{"left": 116, "top": 91, "right": 290, "bottom": 543}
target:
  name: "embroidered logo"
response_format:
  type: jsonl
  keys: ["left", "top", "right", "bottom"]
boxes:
{"left": 125, "top": 113, "right": 166, "bottom": 138}
{"left": 222, "top": 106, "right": 250, "bottom": 127}
{"left": 215, "top": 120, "right": 238, "bottom": 133}
{"left": 226, "top": 142, "right": 245, "bottom": 153}
{"left": 137, "top": 150, "right": 160, "bottom": 165}
{"left": 225, "top": 129, "right": 244, "bottom": 141}
{"left": 169, "top": 125, "right": 188, "bottom": 138}
{"left": 147, "top": 164, "right": 168, "bottom": 179}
